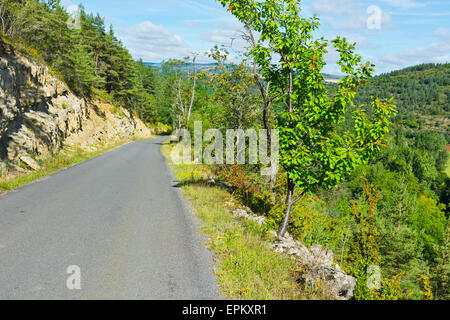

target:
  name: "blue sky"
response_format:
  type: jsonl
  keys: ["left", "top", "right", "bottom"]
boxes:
{"left": 62, "top": 0, "right": 449, "bottom": 74}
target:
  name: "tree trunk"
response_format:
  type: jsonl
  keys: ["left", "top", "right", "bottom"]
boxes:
{"left": 277, "top": 178, "right": 294, "bottom": 239}
{"left": 277, "top": 69, "right": 296, "bottom": 239}
{"left": 186, "top": 55, "right": 197, "bottom": 125}
{"left": 277, "top": 179, "right": 305, "bottom": 239}
{"left": 269, "top": 156, "right": 277, "bottom": 190}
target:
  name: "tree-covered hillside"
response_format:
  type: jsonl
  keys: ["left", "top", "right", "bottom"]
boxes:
{"left": 355, "top": 63, "right": 450, "bottom": 135}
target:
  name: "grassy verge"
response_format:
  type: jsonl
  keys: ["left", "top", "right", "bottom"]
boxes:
{"left": 0, "top": 138, "right": 150, "bottom": 194}
{"left": 161, "top": 143, "right": 325, "bottom": 300}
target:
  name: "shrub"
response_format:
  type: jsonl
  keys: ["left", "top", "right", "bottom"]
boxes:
{"left": 151, "top": 122, "right": 172, "bottom": 135}
{"left": 219, "top": 165, "right": 274, "bottom": 214}
{"left": 419, "top": 275, "right": 434, "bottom": 300}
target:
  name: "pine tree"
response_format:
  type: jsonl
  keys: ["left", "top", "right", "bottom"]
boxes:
{"left": 431, "top": 222, "right": 449, "bottom": 299}
{"left": 64, "top": 29, "right": 96, "bottom": 96}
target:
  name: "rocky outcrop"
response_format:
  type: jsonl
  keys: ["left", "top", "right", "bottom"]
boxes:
{"left": 271, "top": 234, "right": 356, "bottom": 300}
{"left": 0, "top": 39, "right": 152, "bottom": 176}
{"left": 231, "top": 207, "right": 357, "bottom": 300}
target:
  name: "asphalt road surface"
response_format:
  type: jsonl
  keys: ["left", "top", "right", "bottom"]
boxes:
{"left": 0, "top": 137, "right": 220, "bottom": 299}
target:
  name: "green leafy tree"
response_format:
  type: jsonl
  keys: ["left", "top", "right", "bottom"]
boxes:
{"left": 409, "top": 194, "right": 447, "bottom": 261}
{"left": 218, "top": 0, "right": 396, "bottom": 238}
{"left": 201, "top": 46, "right": 260, "bottom": 131}
{"left": 161, "top": 57, "right": 198, "bottom": 135}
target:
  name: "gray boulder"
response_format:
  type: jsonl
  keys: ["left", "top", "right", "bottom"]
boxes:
{"left": 271, "top": 234, "right": 357, "bottom": 300}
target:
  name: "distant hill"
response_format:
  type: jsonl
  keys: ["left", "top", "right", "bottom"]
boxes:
{"left": 323, "top": 73, "right": 342, "bottom": 80}
{"left": 144, "top": 62, "right": 217, "bottom": 73}
{"left": 354, "top": 63, "right": 450, "bottom": 135}
{"left": 144, "top": 62, "right": 342, "bottom": 82}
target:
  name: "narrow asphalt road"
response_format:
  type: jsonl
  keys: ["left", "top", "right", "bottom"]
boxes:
{"left": 0, "top": 137, "right": 220, "bottom": 299}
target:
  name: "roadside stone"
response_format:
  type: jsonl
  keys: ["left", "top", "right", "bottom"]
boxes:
{"left": 0, "top": 161, "right": 6, "bottom": 177}
{"left": 19, "top": 155, "right": 41, "bottom": 171}
{"left": 248, "top": 214, "right": 266, "bottom": 226}
{"left": 232, "top": 209, "right": 249, "bottom": 218}
{"left": 303, "top": 266, "right": 357, "bottom": 300}
{"left": 309, "top": 244, "right": 334, "bottom": 267}
{"left": 271, "top": 234, "right": 357, "bottom": 300}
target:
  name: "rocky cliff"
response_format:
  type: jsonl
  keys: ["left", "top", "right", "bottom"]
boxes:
{"left": 0, "top": 39, "right": 152, "bottom": 177}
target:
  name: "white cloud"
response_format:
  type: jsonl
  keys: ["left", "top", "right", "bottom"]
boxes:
{"left": 121, "top": 21, "right": 191, "bottom": 62}
{"left": 382, "top": 43, "right": 449, "bottom": 65}
{"left": 201, "top": 22, "right": 250, "bottom": 55}
{"left": 202, "top": 26, "right": 241, "bottom": 46}
{"left": 376, "top": 28, "right": 450, "bottom": 72}
{"left": 342, "top": 34, "right": 381, "bottom": 49}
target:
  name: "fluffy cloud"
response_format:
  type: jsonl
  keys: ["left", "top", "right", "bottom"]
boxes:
{"left": 201, "top": 22, "right": 251, "bottom": 57}
{"left": 202, "top": 28, "right": 239, "bottom": 46}
{"left": 202, "top": 24, "right": 246, "bottom": 46}
{"left": 376, "top": 28, "right": 450, "bottom": 72}
{"left": 380, "top": 43, "right": 450, "bottom": 66}
{"left": 120, "top": 21, "right": 191, "bottom": 62}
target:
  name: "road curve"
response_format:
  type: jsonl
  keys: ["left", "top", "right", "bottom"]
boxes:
{"left": 0, "top": 137, "right": 220, "bottom": 299}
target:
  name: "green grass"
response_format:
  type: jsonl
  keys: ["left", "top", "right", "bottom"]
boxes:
{"left": 161, "top": 143, "right": 327, "bottom": 300}
{"left": 0, "top": 138, "right": 147, "bottom": 194}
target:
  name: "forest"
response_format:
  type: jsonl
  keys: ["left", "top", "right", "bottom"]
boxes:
{"left": 355, "top": 63, "right": 450, "bottom": 136}
{"left": 0, "top": 0, "right": 448, "bottom": 300}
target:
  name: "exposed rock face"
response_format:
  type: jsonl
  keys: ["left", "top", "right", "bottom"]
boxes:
{"left": 231, "top": 207, "right": 357, "bottom": 300}
{"left": 0, "top": 39, "right": 151, "bottom": 176}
